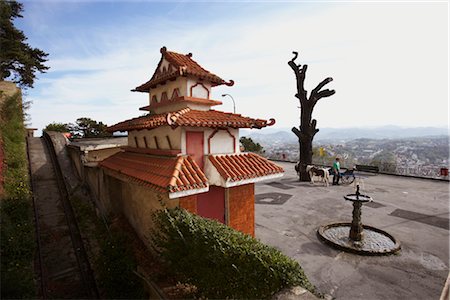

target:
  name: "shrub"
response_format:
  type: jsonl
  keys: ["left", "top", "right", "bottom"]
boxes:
{"left": 70, "top": 194, "right": 145, "bottom": 299}
{"left": 95, "top": 231, "right": 144, "bottom": 299}
{"left": 0, "top": 91, "right": 35, "bottom": 298}
{"left": 151, "top": 208, "right": 314, "bottom": 299}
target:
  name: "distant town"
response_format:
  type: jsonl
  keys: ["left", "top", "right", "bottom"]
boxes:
{"left": 242, "top": 127, "right": 449, "bottom": 179}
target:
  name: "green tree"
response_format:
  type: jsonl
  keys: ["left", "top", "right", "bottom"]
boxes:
{"left": 0, "top": 0, "right": 49, "bottom": 88}
{"left": 73, "top": 117, "right": 111, "bottom": 138}
{"left": 370, "top": 151, "right": 397, "bottom": 173}
{"left": 240, "top": 136, "right": 264, "bottom": 153}
{"left": 43, "top": 122, "right": 72, "bottom": 133}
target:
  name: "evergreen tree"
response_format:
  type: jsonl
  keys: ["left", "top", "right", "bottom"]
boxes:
{"left": 72, "top": 117, "right": 111, "bottom": 138}
{"left": 0, "top": 1, "right": 49, "bottom": 88}
{"left": 240, "top": 137, "right": 264, "bottom": 153}
{"left": 43, "top": 122, "right": 72, "bottom": 133}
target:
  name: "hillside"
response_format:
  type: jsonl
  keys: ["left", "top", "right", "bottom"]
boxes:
{"left": 241, "top": 126, "right": 449, "bottom": 144}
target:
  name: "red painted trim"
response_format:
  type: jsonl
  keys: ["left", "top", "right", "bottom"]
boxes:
{"left": 154, "top": 136, "right": 160, "bottom": 149}
{"left": 171, "top": 88, "right": 180, "bottom": 100}
{"left": 207, "top": 129, "right": 236, "bottom": 154}
{"left": 121, "top": 146, "right": 181, "bottom": 156}
{"left": 166, "top": 135, "right": 173, "bottom": 149}
{"left": 161, "top": 91, "right": 168, "bottom": 102}
{"left": 190, "top": 82, "right": 210, "bottom": 99}
{"left": 207, "top": 129, "right": 219, "bottom": 154}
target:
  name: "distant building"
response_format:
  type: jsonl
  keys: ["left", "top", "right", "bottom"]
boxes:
{"left": 99, "top": 47, "right": 283, "bottom": 242}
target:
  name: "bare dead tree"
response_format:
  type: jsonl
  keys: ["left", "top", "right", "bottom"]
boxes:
{"left": 289, "top": 52, "right": 335, "bottom": 181}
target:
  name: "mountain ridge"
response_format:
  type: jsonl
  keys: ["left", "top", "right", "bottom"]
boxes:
{"left": 240, "top": 126, "right": 449, "bottom": 143}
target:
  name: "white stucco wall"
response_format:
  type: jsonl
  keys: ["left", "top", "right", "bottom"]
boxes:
{"left": 187, "top": 78, "right": 211, "bottom": 99}
{"left": 181, "top": 127, "right": 239, "bottom": 155}
{"left": 209, "top": 129, "right": 237, "bottom": 154}
{"left": 149, "top": 75, "right": 187, "bottom": 104}
{"left": 128, "top": 126, "right": 182, "bottom": 150}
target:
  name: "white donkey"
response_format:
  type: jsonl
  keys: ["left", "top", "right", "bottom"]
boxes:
{"left": 306, "top": 165, "right": 330, "bottom": 186}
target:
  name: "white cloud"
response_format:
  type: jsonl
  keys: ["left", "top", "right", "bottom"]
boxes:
{"left": 27, "top": 2, "right": 448, "bottom": 133}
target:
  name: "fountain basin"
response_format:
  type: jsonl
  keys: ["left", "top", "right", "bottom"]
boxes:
{"left": 317, "top": 222, "right": 401, "bottom": 255}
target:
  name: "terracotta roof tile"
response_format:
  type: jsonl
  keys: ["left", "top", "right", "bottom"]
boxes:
{"left": 107, "top": 108, "right": 275, "bottom": 132}
{"left": 134, "top": 47, "right": 234, "bottom": 92}
{"left": 209, "top": 153, "right": 284, "bottom": 182}
{"left": 99, "top": 151, "right": 208, "bottom": 194}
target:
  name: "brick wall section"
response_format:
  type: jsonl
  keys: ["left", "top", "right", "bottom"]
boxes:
{"left": 228, "top": 183, "right": 255, "bottom": 236}
{"left": 179, "top": 194, "right": 198, "bottom": 214}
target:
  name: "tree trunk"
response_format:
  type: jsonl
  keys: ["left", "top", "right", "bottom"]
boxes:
{"left": 289, "top": 52, "right": 335, "bottom": 181}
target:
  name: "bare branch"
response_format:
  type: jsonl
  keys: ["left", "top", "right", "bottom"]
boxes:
{"left": 316, "top": 89, "right": 336, "bottom": 99}
{"left": 291, "top": 51, "right": 298, "bottom": 62}
{"left": 292, "top": 126, "right": 301, "bottom": 138}
{"left": 311, "top": 77, "right": 333, "bottom": 97}
{"left": 288, "top": 51, "right": 308, "bottom": 102}
{"left": 311, "top": 119, "right": 317, "bottom": 130}
{"left": 313, "top": 128, "right": 320, "bottom": 136}
{"left": 292, "top": 127, "right": 307, "bottom": 140}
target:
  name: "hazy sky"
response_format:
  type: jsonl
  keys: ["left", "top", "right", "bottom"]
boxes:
{"left": 15, "top": 1, "right": 448, "bottom": 132}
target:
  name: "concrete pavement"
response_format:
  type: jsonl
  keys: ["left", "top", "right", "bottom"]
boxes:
{"left": 256, "top": 161, "right": 449, "bottom": 300}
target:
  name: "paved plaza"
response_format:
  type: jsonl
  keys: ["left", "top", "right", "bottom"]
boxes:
{"left": 255, "top": 161, "right": 449, "bottom": 300}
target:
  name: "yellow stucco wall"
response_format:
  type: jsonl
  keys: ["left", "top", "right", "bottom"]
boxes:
{"left": 118, "top": 178, "right": 179, "bottom": 247}
{"left": 86, "top": 148, "right": 122, "bottom": 162}
{"left": 128, "top": 126, "right": 182, "bottom": 150}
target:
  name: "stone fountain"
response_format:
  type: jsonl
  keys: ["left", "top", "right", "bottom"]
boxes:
{"left": 317, "top": 185, "right": 401, "bottom": 255}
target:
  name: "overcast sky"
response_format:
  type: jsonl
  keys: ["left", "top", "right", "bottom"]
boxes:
{"left": 16, "top": 1, "right": 448, "bottom": 133}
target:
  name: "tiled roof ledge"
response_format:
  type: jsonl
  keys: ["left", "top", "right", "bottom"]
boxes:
{"left": 205, "top": 153, "right": 284, "bottom": 188}
{"left": 169, "top": 186, "right": 209, "bottom": 199}
{"left": 223, "top": 173, "right": 283, "bottom": 187}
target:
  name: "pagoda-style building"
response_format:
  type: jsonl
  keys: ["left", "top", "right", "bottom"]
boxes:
{"left": 100, "top": 47, "right": 283, "bottom": 241}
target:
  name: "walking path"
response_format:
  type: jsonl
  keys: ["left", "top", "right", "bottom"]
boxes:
{"left": 256, "top": 161, "right": 449, "bottom": 300}
{"left": 28, "top": 137, "right": 92, "bottom": 298}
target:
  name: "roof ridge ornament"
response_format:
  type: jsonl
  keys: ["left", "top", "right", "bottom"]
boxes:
{"left": 225, "top": 80, "right": 235, "bottom": 86}
{"left": 267, "top": 118, "right": 276, "bottom": 126}
{"left": 160, "top": 46, "right": 167, "bottom": 53}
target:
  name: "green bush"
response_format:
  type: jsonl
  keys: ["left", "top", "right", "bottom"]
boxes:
{"left": 95, "top": 231, "right": 144, "bottom": 299}
{"left": 0, "top": 197, "right": 35, "bottom": 299}
{"left": 70, "top": 195, "right": 145, "bottom": 299}
{"left": 151, "top": 208, "right": 314, "bottom": 299}
{"left": 0, "top": 91, "right": 35, "bottom": 298}
{"left": 1, "top": 92, "right": 29, "bottom": 199}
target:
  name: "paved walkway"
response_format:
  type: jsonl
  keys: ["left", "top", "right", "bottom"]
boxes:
{"left": 256, "top": 161, "right": 449, "bottom": 300}
{"left": 28, "top": 137, "right": 88, "bottom": 298}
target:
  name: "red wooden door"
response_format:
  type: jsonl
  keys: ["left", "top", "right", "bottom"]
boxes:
{"left": 186, "top": 131, "right": 204, "bottom": 169}
{"left": 197, "top": 186, "right": 225, "bottom": 223}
